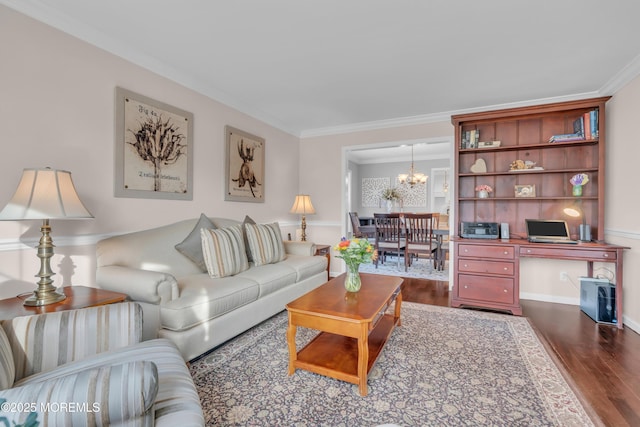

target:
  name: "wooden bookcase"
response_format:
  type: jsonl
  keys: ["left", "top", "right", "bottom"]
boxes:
{"left": 452, "top": 97, "right": 610, "bottom": 241}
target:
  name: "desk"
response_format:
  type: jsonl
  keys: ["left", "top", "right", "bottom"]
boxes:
{"left": 452, "top": 237, "right": 628, "bottom": 329}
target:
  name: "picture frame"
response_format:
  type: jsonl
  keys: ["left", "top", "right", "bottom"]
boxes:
{"left": 225, "top": 126, "right": 265, "bottom": 202}
{"left": 114, "top": 87, "right": 193, "bottom": 200}
{"left": 514, "top": 184, "right": 536, "bottom": 198}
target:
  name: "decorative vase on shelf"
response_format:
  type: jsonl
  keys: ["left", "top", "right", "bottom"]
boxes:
{"left": 478, "top": 190, "right": 489, "bottom": 199}
{"left": 344, "top": 263, "right": 362, "bottom": 292}
{"left": 572, "top": 185, "right": 583, "bottom": 196}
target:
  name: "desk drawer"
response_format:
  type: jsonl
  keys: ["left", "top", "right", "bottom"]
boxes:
{"left": 458, "top": 259, "right": 514, "bottom": 276}
{"left": 458, "top": 244, "right": 515, "bottom": 260}
{"left": 458, "top": 274, "right": 514, "bottom": 305}
{"left": 520, "top": 247, "right": 617, "bottom": 261}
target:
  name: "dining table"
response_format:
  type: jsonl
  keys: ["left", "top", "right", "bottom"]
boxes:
{"left": 365, "top": 212, "right": 449, "bottom": 271}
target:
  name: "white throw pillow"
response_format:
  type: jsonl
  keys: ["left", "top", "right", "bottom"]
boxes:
{"left": 200, "top": 225, "right": 249, "bottom": 278}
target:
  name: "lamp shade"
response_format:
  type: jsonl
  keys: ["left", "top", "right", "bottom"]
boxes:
{"left": 0, "top": 168, "right": 93, "bottom": 220}
{"left": 289, "top": 194, "right": 316, "bottom": 215}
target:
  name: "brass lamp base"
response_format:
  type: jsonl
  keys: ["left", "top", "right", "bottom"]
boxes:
{"left": 23, "top": 219, "right": 67, "bottom": 306}
{"left": 23, "top": 287, "right": 66, "bottom": 306}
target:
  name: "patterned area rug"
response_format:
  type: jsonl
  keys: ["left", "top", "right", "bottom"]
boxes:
{"left": 359, "top": 255, "right": 449, "bottom": 281}
{"left": 190, "top": 303, "right": 600, "bottom": 426}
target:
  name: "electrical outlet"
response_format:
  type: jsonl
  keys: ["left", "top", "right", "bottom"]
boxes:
{"left": 560, "top": 272, "right": 569, "bottom": 282}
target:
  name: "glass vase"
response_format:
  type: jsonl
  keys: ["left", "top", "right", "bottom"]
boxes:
{"left": 344, "top": 263, "right": 362, "bottom": 292}
{"left": 478, "top": 190, "right": 489, "bottom": 199}
{"left": 572, "top": 185, "right": 583, "bottom": 196}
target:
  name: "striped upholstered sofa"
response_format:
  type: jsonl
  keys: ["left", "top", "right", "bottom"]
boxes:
{"left": 0, "top": 302, "right": 204, "bottom": 426}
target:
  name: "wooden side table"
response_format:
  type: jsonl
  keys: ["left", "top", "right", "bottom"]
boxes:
{"left": 315, "top": 244, "right": 331, "bottom": 274}
{"left": 0, "top": 286, "right": 129, "bottom": 320}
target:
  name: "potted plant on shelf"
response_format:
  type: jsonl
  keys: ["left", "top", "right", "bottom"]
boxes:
{"left": 381, "top": 188, "right": 401, "bottom": 212}
{"left": 475, "top": 184, "right": 493, "bottom": 198}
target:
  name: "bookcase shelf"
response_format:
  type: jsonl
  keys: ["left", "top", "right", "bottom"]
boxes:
{"left": 453, "top": 97, "right": 609, "bottom": 241}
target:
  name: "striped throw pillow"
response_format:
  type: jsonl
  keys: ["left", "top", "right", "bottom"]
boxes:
{"left": 200, "top": 225, "right": 249, "bottom": 278}
{"left": 245, "top": 222, "right": 286, "bottom": 266}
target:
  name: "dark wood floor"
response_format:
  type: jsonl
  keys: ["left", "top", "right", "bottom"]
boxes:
{"left": 401, "top": 277, "right": 640, "bottom": 427}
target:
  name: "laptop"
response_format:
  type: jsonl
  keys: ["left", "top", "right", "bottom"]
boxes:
{"left": 525, "top": 219, "right": 578, "bottom": 244}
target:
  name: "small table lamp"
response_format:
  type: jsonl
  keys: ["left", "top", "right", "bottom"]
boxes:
{"left": 289, "top": 194, "right": 315, "bottom": 241}
{"left": 563, "top": 202, "right": 591, "bottom": 242}
{"left": 0, "top": 168, "right": 93, "bottom": 306}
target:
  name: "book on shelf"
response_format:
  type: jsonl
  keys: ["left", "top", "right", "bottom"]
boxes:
{"left": 549, "top": 108, "right": 599, "bottom": 143}
{"left": 549, "top": 133, "right": 584, "bottom": 143}
{"left": 461, "top": 129, "right": 480, "bottom": 149}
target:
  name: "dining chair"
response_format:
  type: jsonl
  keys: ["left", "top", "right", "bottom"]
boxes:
{"left": 403, "top": 213, "right": 437, "bottom": 272}
{"left": 349, "top": 212, "right": 375, "bottom": 239}
{"left": 373, "top": 213, "right": 406, "bottom": 270}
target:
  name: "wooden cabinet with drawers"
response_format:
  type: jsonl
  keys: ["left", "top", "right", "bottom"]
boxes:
{"left": 452, "top": 240, "right": 522, "bottom": 315}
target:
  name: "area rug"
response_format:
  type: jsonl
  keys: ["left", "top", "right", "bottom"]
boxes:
{"left": 190, "top": 303, "right": 600, "bottom": 426}
{"left": 359, "top": 255, "right": 449, "bottom": 281}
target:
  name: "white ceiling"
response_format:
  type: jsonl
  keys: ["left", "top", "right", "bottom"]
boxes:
{"left": 4, "top": 0, "right": 640, "bottom": 141}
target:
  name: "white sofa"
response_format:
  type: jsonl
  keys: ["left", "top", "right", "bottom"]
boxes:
{"left": 96, "top": 216, "right": 328, "bottom": 361}
{"left": 0, "top": 302, "right": 204, "bottom": 426}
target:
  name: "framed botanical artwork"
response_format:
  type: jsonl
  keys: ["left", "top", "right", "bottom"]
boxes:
{"left": 514, "top": 184, "right": 536, "bottom": 198}
{"left": 114, "top": 87, "right": 193, "bottom": 200}
{"left": 225, "top": 126, "right": 265, "bottom": 202}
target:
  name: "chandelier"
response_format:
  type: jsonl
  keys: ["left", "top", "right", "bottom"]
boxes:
{"left": 397, "top": 145, "right": 428, "bottom": 187}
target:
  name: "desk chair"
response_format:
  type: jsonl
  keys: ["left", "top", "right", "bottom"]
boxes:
{"left": 403, "top": 213, "right": 437, "bottom": 272}
{"left": 373, "top": 213, "right": 405, "bottom": 270}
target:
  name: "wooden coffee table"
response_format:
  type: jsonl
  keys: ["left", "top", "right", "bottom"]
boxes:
{"left": 286, "top": 273, "right": 403, "bottom": 396}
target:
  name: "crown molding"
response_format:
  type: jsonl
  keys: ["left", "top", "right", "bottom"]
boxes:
{"left": 599, "top": 52, "right": 640, "bottom": 95}
{"left": 299, "top": 92, "right": 603, "bottom": 139}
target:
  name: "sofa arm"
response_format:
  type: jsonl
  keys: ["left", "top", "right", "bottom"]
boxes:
{"left": 0, "top": 360, "right": 158, "bottom": 426}
{"left": 283, "top": 241, "right": 317, "bottom": 256}
{"left": 96, "top": 265, "right": 179, "bottom": 305}
{"left": 2, "top": 302, "right": 143, "bottom": 381}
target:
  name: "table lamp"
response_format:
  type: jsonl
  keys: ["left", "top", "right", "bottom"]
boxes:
{"left": 0, "top": 168, "right": 93, "bottom": 306}
{"left": 563, "top": 202, "right": 591, "bottom": 242}
{"left": 289, "top": 194, "right": 315, "bottom": 241}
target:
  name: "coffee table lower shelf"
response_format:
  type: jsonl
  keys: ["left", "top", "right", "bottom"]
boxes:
{"left": 291, "top": 314, "right": 399, "bottom": 394}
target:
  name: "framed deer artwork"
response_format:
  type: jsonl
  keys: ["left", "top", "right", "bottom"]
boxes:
{"left": 225, "top": 126, "right": 265, "bottom": 202}
{"left": 114, "top": 87, "right": 194, "bottom": 200}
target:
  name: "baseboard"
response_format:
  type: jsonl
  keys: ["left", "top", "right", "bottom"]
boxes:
{"left": 520, "top": 292, "right": 579, "bottom": 306}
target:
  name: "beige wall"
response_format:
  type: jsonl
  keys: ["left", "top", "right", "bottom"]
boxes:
{"left": 604, "top": 75, "right": 640, "bottom": 331}
{"left": 0, "top": 7, "right": 301, "bottom": 298}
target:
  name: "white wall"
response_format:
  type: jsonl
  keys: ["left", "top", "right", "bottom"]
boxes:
{"left": 0, "top": 6, "right": 301, "bottom": 298}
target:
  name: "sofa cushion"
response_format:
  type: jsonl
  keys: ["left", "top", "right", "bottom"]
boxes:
{"left": 201, "top": 225, "right": 249, "bottom": 278}
{"left": 279, "top": 254, "right": 328, "bottom": 282}
{"left": 162, "top": 274, "right": 260, "bottom": 331}
{"left": 175, "top": 213, "right": 216, "bottom": 271}
{"left": 0, "top": 325, "right": 14, "bottom": 390}
{"left": 236, "top": 263, "right": 297, "bottom": 297}
{"left": 245, "top": 222, "right": 286, "bottom": 266}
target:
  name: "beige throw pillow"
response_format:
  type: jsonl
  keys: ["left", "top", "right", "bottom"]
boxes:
{"left": 200, "top": 225, "right": 249, "bottom": 278}
{"left": 245, "top": 222, "right": 286, "bottom": 266}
